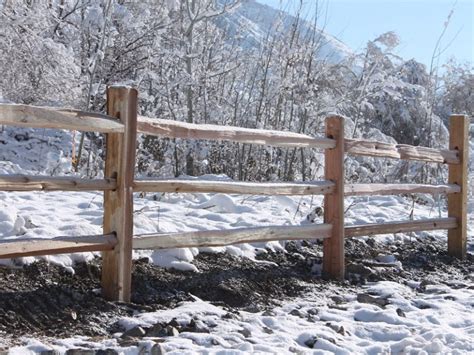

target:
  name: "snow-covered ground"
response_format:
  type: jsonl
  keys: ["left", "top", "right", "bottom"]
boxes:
{"left": 1, "top": 186, "right": 473, "bottom": 353}
{"left": 7, "top": 280, "right": 474, "bottom": 354}
{"left": 0, "top": 127, "right": 473, "bottom": 353}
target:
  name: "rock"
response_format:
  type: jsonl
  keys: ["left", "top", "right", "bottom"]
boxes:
{"left": 222, "top": 312, "right": 240, "bottom": 320}
{"left": 366, "top": 238, "right": 376, "bottom": 247}
{"left": 14, "top": 133, "right": 29, "bottom": 142}
{"left": 95, "top": 350, "right": 119, "bottom": 355}
{"left": 65, "top": 350, "right": 95, "bottom": 355}
{"left": 357, "top": 293, "right": 389, "bottom": 308}
{"left": 40, "top": 351, "right": 60, "bottom": 355}
{"left": 238, "top": 328, "right": 252, "bottom": 338}
{"left": 331, "top": 295, "right": 344, "bottom": 304}
{"left": 419, "top": 279, "right": 435, "bottom": 291}
{"left": 168, "top": 318, "right": 180, "bottom": 328}
{"left": 347, "top": 264, "right": 374, "bottom": 276}
{"left": 304, "top": 336, "right": 318, "bottom": 348}
{"left": 243, "top": 304, "right": 261, "bottom": 313}
{"left": 182, "top": 319, "right": 210, "bottom": 333}
{"left": 145, "top": 323, "right": 165, "bottom": 337}
{"left": 415, "top": 302, "right": 431, "bottom": 310}
{"left": 118, "top": 339, "right": 139, "bottom": 347}
{"left": 325, "top": 322, "right": 345, "bottom": 336}
{"left": 262, "top": 310, "right": 276, "bottom": 317}
{"left": 121, "top": 326, "right": 146, "bottom": 339}
{"left": 307, "top": 308, "right": 319, "bottom": 315}
{"left": 396, "top": 308, "right": 406, "bottom": 317}
{"left": 289, "top": 309, "right": 303, "bottom": 317}
{"left": 150, "top": 343, "right": 164, "bottom": 355}
{"left": 166, "top": 325, "right": 180, "bottom": 337}
{"left": 327, "top": 304, "right": 348, "bottom": 311}
{"left": 263, "top": 326, "right": 273, "bottom": 334}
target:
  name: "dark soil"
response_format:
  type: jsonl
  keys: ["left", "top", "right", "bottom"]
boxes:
{"left": 0, "top": 237, "right": 472, "bottom": 345}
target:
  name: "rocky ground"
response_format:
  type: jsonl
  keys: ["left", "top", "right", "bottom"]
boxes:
{"left": 0, "top": 236, "right": 472, "bottom": 353}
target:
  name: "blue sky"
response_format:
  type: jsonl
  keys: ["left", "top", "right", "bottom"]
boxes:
{"left": 256, "top": 0, "right": 473, "bottom": 68}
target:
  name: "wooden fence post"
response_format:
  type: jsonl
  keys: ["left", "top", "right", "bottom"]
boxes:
{"left": 102, "top": 86, "right": 138, "bottom": 301}
{"left": 323, "top": 115, "right": 345, "bottom": 279}
{"left": 447, "top": 114, "right": 469, "bottom": 259}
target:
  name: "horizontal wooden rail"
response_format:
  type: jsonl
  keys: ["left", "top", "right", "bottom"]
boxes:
{"left": 0, "top": 104, "right": 124, "bottom": 133}
{"left": 345, "top": 217, "right": 457, "bottom": 238}
{"left": 0, "top": 233, "right": 117, "bottom": 259}
{"left": 344, "top": 138, "right": 459, "bottom": 164}
{"left": 133, "top": 179, "right": 335, "bottom": 195}
{"left": 0, "top": 175, "right": 117, "bottom": 191}
{"left": 137, "top": 116, "right": 336, "bottom": 149}
{"left": 133, "top": 224, "right": 332, "bottom": 250}
{"left": 345, "top": 183, "right": 461, "bottom": 196}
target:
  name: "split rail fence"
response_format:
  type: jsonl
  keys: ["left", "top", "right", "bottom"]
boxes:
{"left": 0, "top": 86, "right": 469, "bottom": 302}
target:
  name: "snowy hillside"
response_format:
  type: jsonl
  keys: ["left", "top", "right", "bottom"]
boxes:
{"left": 219, "top": 0, "right": 353, "bottom": 63}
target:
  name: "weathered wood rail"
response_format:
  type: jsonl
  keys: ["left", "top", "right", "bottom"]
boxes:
{"left": 0, "top": 87, "right": 469, "bottom": 302}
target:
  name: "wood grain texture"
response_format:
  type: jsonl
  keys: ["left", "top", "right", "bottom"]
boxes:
{"left": 101, "top": 86, "right": 137, "bottom": 302}
{"left": 323, "top": 115, "right": 345, "bottom": 280}
{"left": 345, "top": 218, "right": 457, "bottom": 238}
{"left": 137, "top": 116, "right": 336, "bottom": 149}
{"left": 345, "top": 183, "right": 460, "bottom": 196}
{"left": 0, "top": 234, "right": 117, "bottom": 259}
{"left": 133, "top": 179, "right": 335, "bottom": 195}
{"left": 447, "top": 115, "right": 469, "bottom": 258}
{"left": 133, "top": 224, "right": 332, "bottom": 250}
{"left": 344, "top": 138, "right": 459, "bottom": 164}
{"left": 0, "top": 104, "right": 124, "bottom": 133}
{"left": 0, "top": 175, "right": 116, "bottom": 191}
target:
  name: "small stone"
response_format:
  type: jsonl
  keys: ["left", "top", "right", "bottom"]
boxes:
{"left": 211, "top": 338, "right": 220, "bottom": 345}
{"left": 168, "top": 318, "right": 180, "bottom": 328}
{"left": 304, "top": 336, "right": 317, "bottom": 348}
{"left": 65, "top": 350, "right": 95, "bottom": 355}
{"left": 150, "top": 343, "right": 164, "bottom": 355}
{"left": 366, "top": 238, "right": 376, "bottom": 247}
{"left": 347, "top": 264, "right": 374, "bottom": 276}
{"left": 289, "top": 309, "right": 303, "bottom": 317}
{"left": 121, "top": 326, "right": 146, "bottom": 339}
{"left": 238, "top": 328, "right": 252, "bottom": 338}
{"left": 325, "top": 322, "right": 345, "bottom": 335}
{"left": 182, "top": 319, "right": 210, "bottom": 333}
{"left": 331, "top": 296, "right": 344, "bottom": 304}
{"left": 263, "top": 327, "right": 273, "bottom": 334}
{"left": 145, "top": 324, "right": 165, "bottom": 337}
{"left": 307, "top": 308, "right": 319, "bottom": 315}
{"left": 262, "top": 310, "right": 276, "bottom": 317}
{"left": 396, "top": 308, "right": 406, "bottom": 317}
{"left": 357, "top": 293, "right": 389, "bottom": 308}
{"left": 222, "top": 312, "right": 240, "bottom": 320}
{"left": 166, "top": 325, "right": 180, "bottom": 337}
{"left": 96, "top": 350, "right": 119, "bottom": 355}
{"left": 327, "top": 304, "right": 348, "bottom": 311}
